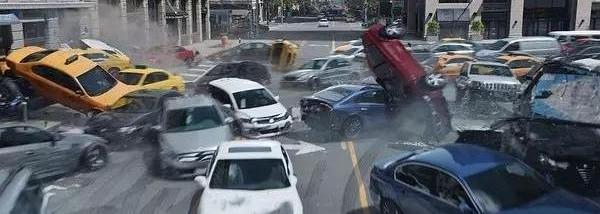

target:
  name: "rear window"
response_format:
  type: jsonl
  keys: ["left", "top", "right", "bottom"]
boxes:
{"left": 116, "top": 72, "right": 143, "bottom": 85}
{"left": 20, "top": 50, "right": 57, "bottom": 63}
{"left": 314, "top": 87, "right": 356, "bottom": 102}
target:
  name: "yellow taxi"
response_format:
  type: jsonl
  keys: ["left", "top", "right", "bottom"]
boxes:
{"left": 424, "top": 53, "right": 474, "bottom": 79}
{"left": 496, "top": 53, "right": 541, "bottom": 77}
{"left": 115, "top": 66, "right": 185, "bottom": 93}
{"left": 65, "top": 48, "right": 131, "bottom": 74}
{"left": 6, "top": 46, "right": 140, "bottom": 113}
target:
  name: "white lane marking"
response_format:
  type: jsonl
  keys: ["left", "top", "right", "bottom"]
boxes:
{"left": 340, "top": 141, "right": 347, "bottom": 150}
{"left": 331, "top": 36, "right": 336, "bottom": 53}
{"left": 282, "top": 141, "right": 326, "bottom": 155}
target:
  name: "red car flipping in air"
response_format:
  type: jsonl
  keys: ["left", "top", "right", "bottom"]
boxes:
{"left": 362, "top": 24, "right": 452, "bottom": 141}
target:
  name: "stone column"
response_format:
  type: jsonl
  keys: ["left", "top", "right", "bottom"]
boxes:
{"left": 142, "top": 0, "right": 150, "bottom": 46}
{"left": 196, "top": 0, "right": 203, "bottom": 42}
{"left": 89, "top": 6, "right": 100, "bottom": 38}
{"left": 509, "top": 0, "right": 524, "bottom": 37}
{"left": 186, "top": 0, "right": 193, "bottom": 44}
{"left": 46, "top": 18, "right": 60, "bottom": 48}
{"left": 120, "top": 0, "right": 128, "bottom": 40}
{"left": 205, "top": 0, "right": 211, "bottom": 39}
{"left": 10, "top": 23, "right": 23, "bottom": 50}
{"left": 175, "top": 0, "right": 182, "bottom": 46}
{"left": 574, "top": 0, "right": 592, "bottom": 30}
{"left": 259, "top": 0, "right": 264, "bottom": 22}
{"left": 159, "top": 0, "right": 168, "bottom": 45}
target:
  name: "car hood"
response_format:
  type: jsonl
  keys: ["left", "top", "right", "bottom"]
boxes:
{"left": 469, "top": 75, "right": 520, "bottom": 85}
{"left": 161, "top": 125, "right": 232, "bottom": 154}
{"left": 284, "top": 69, "right": 318, "bottom": 78}
{"left": 500, "top": 189, "right": 600, "bottom": 214}
{"left": 199, "top": 187, "right": 302, "bottom": 214}
{"left": 238, "top": 103, "right": 287, "bottom": 119}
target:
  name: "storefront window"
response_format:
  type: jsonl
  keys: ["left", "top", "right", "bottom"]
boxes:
{"left": 23, "top": 22, "right": 47, "bottom": 47}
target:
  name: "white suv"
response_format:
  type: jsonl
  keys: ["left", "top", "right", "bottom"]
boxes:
{"left": 194, "top": 140, "right": 302, "bottom": 214}
{"left": 208, "top": 78, "right": 292, "bottom": 138}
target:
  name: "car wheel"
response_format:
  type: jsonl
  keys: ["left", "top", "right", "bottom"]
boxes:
{"left": 381, "top": 198, "right": 402, "bottom": 214}
{"left": 82, "top": 144, "right": 108, "bottom": 171}
{"left": 341, "top": 116, "right": 362, "bottom": 139}
{"left": 309, "top": 78, "right": 321, "bottom": 90}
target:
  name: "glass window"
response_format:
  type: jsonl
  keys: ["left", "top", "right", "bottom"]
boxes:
{"left": 0, "top": 126, "right": 53, "bottom": 146}
{"left": 76, "top": 66, "right": 117, "bottom": 96}
{"left": 504, "top": 42, "right": 520, "bottom": 51}
{"left": 521, "top": 41, "right": 558, "bottom": 50}
{"left": 466, "top": 161, "right": 553, "bottom": 213}
{"left": 32, "top": 66, "right": 81, "bottom": 92}
{"left": 300, "top": 59, "right": 327, "bottom": 70}
{"left": 165, "top": 106, "right": 223, "bottom": 132}
{"left": 470, "top": 64, "right": 513, "bottom": 77}
{"left": 447, "top": 58, "right": 471, "bottom": 64}
{"left": 208, "top": 86, "right": 233, "bottom": 105}
{"left": 314, "top": 86, "right": 355, "bottom": 102}
{"left": 143, "top": 72, "right": 169, "bottom": 85}
{"left": 355, "top": 90, "right": 385, "bottom": 104}
{"left": 209, "top": 159, "right": 290, "bottom": 190}
{"left": 20, "top": 50, "right": 57, "bottom": 63}
{"left": 488, "top": 40, "right": 509, "bottom": 51}
{"left": 400, "top": 164, "right": 438, "bottom": 194}
{"left": 436, "top": 172, "right": 474, "bottom": 209}
{"left": 233, "top": 88, "right": 277, "bottom": 109}
{"left": 116, "top": 72, "right": 143, "bottom": 85}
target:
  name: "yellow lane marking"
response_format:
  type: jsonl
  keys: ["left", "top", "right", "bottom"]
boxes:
{"left": 345, "top": 141, "right": 371, "bottom": 214}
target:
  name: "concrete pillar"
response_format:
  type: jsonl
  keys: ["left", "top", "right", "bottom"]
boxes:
{"left": 186, "top": 0, "right": 193, "bottom": 44}
{"left": 46, "top": 18, "right": 59, "bottom": 48}
{"left": 120, "top": 0, "right": 128, "bottom": 39}
{"left": 159, "top": 0, "right": 168, "bottom": 45}
{"left": 407, "top": 0, "right": 416, "bottom": 34}
{"left": 89, "top": 6, "right": 100, "bottom": 38}
{"left": 175, "top": 0, "right": 182, "bottom": 46}
{"left": 509, "top": 0, "right": 524, "bottom": 37}
{"left": 205, "top": 0, "right": 211, "bottom": 39}
{"left": 574, "top": 0, "right": 592, "bottom": 30}
{"left": 259, "top": 0, "right": 264, "bottom": 22}
{"left": 196, "top": 0, "right": 203, "bottom": 42}
{"left": 79, "top": 9, "right": 90, "bottom": 39}
{"left": 10, "top": 23, "right": 23, "bottom": 50}
{"left": 141, "top": 0, "right": 150, "bottom": 46}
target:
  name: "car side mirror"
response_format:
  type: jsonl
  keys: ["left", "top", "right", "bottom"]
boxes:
{"left": 224, "top": 117, "right": 234, "bottom": 124}
{"left": 535, "top": 90, "right": 552, "bottom": 99}
{"left": 194, "top": 176, "right": 208, "bottom": 188}
{"left": 289, "top": 175, "right": 298, "bottom": 186}
{"left": 223, "top": 104, "right": 232, "bottom": 109}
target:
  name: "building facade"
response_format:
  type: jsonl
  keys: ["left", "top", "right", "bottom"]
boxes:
{"left": 404, "top": 0, "right": 600, "bottom": 39}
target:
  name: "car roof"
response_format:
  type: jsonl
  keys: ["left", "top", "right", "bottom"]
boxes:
{"left": 164, "top": 95, "right": 215, "bottom": 110}
{"left": 208, "top": 78, "right": 264, "bottom": 93}
{"left": 501, "top": 36, "right": 556, "bottom": 42}
{"left": 468, "top": 61, "right": 508, "bottom": 67}
{"left": 407, "top": 144, "right": 514, "bottom": 177}
{"left": 216, "top": 140, "right": 284, "bottom": 160}
{"left": 120, "top": 67, "right": 166, "bottom": 74}
{"left": 39, "top": 50, "right": 97, "bottom": 76}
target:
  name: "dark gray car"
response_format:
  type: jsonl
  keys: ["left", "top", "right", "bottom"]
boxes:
{"left": 157, "top": 96, "right": 235, "bottom": 178}
{"left": 194, "top": 61, "right": 271, "bottom": 93}
{"left": 281, "top": 57, "right": 364, "bottom": 90}
{"left": 0, "top": 123, "right": 109, "bottom": 181}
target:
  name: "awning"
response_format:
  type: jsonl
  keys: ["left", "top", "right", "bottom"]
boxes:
{"left": 437, "top": 9, "right": 470, "bottom": 22}
{"left": 166, "top": 6, "right": 188, "bottom": 19}
{"left": 0, "top": 14, "right": 19, "bottom": 26}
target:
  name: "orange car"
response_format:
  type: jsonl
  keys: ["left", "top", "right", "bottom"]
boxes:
{"left": 6, "top": 47, "right": 140, "bottom": 113}
{"left": 496, "top": 54, "right": 541, "bottom": 77}
{"left": 423, "top": 53, "right": 474, "bottom": 79}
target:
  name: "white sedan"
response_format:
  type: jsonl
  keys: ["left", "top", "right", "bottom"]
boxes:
{"left": 318, "top": 18, "right": 329, "bottom": 27}
{"left": 194, "top": 140, "right": 303, "bottom": 214}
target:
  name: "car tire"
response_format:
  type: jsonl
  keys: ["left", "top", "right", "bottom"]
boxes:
{"left": 81, "top": 144, "right": 109, "bottom": 171}
{"left": 381, "top": 198, "right": 402, "bottom": 214}
{"left": 341, "top": 116, "right": 362, "bottom": 139}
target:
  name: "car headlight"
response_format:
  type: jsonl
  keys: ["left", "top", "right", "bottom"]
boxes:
{"left": 118, "top": 126, "right": 137, "bottom": 134}
{"left": 538, "top": 153, "right": 569, "bottom": 170}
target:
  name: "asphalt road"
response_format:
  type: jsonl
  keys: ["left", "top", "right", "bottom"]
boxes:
{"left": 40, "top": 21, "right": 511, "bottom": 214}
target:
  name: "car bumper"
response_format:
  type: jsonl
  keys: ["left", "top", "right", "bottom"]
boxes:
{"left": 241, "top": 116, "right": 293, "bottom": 138}
{"left": 160, "top": 153, "right": 213, "bottom": 178}
{"left": 302, "top": 113, "right": 341, "bottom": 130}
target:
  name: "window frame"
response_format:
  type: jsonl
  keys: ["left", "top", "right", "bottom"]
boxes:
{"left": 32, "top": 65, "right": 83, "bottom": 93}
{"left": 354, "top": 90, "right": 386, "bottom": 104}
{"left": 143, "top": 71, "right": 169, "bottom": 85}
{"left": 0, "top": 126, "right": 54, "bottom": 147}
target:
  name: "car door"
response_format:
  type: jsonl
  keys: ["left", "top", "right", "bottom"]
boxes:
{"left": 31, "top": 65, "right": 90, "bottom": 111}
{"left": 321, "top": 59, "right": 352, "bottom": 82}
{"left": 430, "top": 169, "right": 476, "bottom": 214}
{"left": 352, "top": 89, "right": 388, "bottom": 127}
{"left": 143, "top": 71, "right": 171, "bottom": 90}
{"left": 392, "top": 163, "right": 441, "bottom": 214}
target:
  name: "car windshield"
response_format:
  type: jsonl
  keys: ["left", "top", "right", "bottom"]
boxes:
{"left": 233, "top": 88, "right": 277, "bottom": 109}
{"left": 112, "top": 96, "right": 157, "bottom": 113}
{"left": 209, "top": 159, "right": 290, "bottom": 190}
{"left": 470, "top": 64, "right": 513, "bottom": 77}
{"left": 116, "top": 72, "right": 143, "bottom": 85}
{"left": 314, "top": 87, "right": 355, "bottom": 102}
{"left": 76, "top": 66, "right": 118, "bottom": 96}
{"left": 165, "top": 106, "right": 223, "bottom": 132}
{"left": 488, "top": 40, "right": 509, "bottom": 50}
{"left": 300, "top": 59, "right": 327, "bottom": 70}
{"left": 466, "top": 161, "right": 553, "bottom": 213}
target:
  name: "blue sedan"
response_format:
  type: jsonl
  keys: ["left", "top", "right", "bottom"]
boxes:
{"left": 370, "top": 144, "right": 600, "bottom": 214}
{"left": 300, "top": 84, "right": 390, "bottom": 139}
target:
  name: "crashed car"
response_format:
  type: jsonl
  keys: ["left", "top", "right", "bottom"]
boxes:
{"left": 193, "top": 61, "right": 271, "bottom": 93}
{"left": 116, "top": 65, "right": 185, "bottom": 93}
{"left": 0, "top": 77, "right": 26, "bottom": 117}
{"left": 301, "top": 84, "right": 391, "bottom": 139}
{"left": 281, "top": 56, "right": 363, "bottom": 90}
{"left": 65, "top": 48, "right": 131, "bottom": 75}
{"left": 0, "top": 167, "right": 45, "bottom": 214}
{"left": 457, "top": 117, "right": 600, "bottom": 196}
{"left": 206, "top": 42, "right": 271, "bottom": 62}
{"left": 455, "top": 61, "right": 521, "bottom": 104}
{"left": 157, "top": 95, "right": 235, "bottom": 178}
{"left": 85, "top": 90, "right": 182, "bottom": 148}
{"left": 495, "top": 52, "right": 541, "bottom": 79}
{"left": 362, "top": 23, "right": 451, "bottom": 140}
{"left": 6, "top": 47, "right": 140, "bottom": 113}
{"left": 0, "top": 122, "right": 109, "bottom": 180}
{"left": 422, "top": 53, "right": 474, "bottom": 79}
